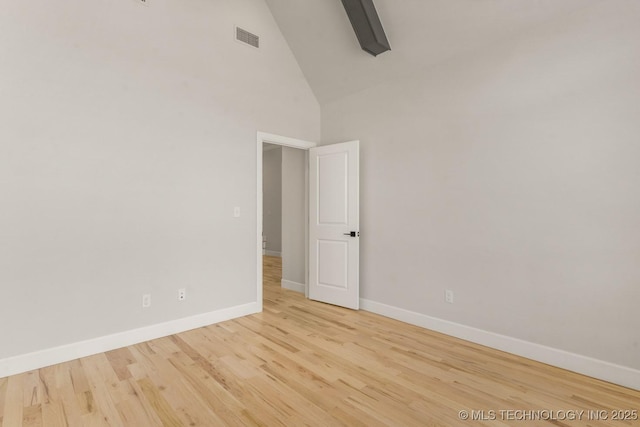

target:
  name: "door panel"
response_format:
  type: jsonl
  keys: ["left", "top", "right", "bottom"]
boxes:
{"left": 317, "top": 240, "right": 348, "bottom": 289}
{"left": 318, "top": 152, "right": 348, "bottom": 225}
{"left": 309, "top": 140, "right": 359, "bottom": 309}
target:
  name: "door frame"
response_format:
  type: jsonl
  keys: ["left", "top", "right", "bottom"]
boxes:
{"left": 256, "top": 132, "right": 316, "bottom": 311}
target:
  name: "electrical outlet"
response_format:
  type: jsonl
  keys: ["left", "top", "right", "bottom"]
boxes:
{"left": 234, "top": 207, "right": 240, "bottom": 217}
{"left": 445, "top": 289, "right": 454, "bottom": 304}
{"left": 142, "top": 294, "right": 151, "bottom": 308}
{"left": 178, "top": 288, "right": 186, "bottom": 301}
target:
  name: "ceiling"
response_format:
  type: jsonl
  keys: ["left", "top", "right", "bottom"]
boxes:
{"left": 265, "top": 0, "right": 593, "bottom": 104}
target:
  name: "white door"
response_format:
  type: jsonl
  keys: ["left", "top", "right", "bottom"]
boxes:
{"left": 308, "top": 140, "right": 359, "bottom": 309}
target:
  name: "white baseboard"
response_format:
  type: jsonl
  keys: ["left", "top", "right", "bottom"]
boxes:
{"left": 0, "top": 302, "right": 259, "bottom": 379}
{"left": 281, "top": 279, "right": 305, "bottom": 293}
{"left": 360, "top": 298, "right": 640, "bottom": 391}
{"left": 264, "top": 250, "right": 281, "bottom": 257}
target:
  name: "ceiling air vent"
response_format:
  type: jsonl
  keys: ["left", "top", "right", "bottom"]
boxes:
{"left": 236, "top": 27, "right": 259, "bottom": 48}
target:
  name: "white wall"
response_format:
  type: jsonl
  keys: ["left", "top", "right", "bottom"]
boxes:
{"left": 262, "top": 146, "right": 282, "bottom": 254}
{"left": 281, "top": 147, "right": 306, "bottom": 287}
{"left": 0, "top": 0, "right": 319, "bottom": 362}
{"left": 322, "top": 2, "right": 640, "bottom": 373}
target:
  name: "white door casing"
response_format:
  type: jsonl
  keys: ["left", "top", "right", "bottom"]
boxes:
{"left": 308, "top": 140, "right": 359, "bottom": 309}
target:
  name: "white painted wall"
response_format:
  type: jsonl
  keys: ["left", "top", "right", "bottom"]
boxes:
{"left": 322, "top": 2, "right": 640, "bottom": 371}
{"left": 262, "top": 146, "right": 282, "bottom": 254}
{"left": 281, "top": 147, "right": 306, "bottom": 286}
{"left": 0, "top": 0, "right": 319, "bottom": 361}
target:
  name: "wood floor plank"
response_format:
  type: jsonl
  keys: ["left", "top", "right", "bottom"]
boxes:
{"left": 79, "top": 356, "right": 125, "bottom": 427}
{"left": 104, "top": 348, "right": 135, "bottom": 382}
{"left": 41, "top": 401, "right": 66, "bottom": 427}
{"left": 22, "top": 371, "right": 41, "bottom": 408}
{"left": 21, "top": 404, "right": 42, "bottom": 427}
{"left": 136, "top": 377, "right": 184, "bottom": 427}
{"left": 3, "top": 374, "right": 25, "bottom": 427}
{"left": 68, "top": 362, "right": 90, "bottom": 397}
{"left": 1, "top": 255, "right": 639, "bottom": 426}
{"left": 49, "top": 385, "right": 82, "bottom": 427}
{"left": 166, "top": 356, "right": 250, "bottom": 427}
{"left": 0, "top": 377, "right": 8, "bottom": 420}
{"left": 36, "top": 366, "right": 60, "bottom": 408}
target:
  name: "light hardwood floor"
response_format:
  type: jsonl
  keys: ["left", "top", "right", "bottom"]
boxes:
{"left": 1, "top": 256, "right": 638, "bottom": 426}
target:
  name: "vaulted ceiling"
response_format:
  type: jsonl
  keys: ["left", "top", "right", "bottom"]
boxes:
{"left": 265, "top": 0, "right": 594, "bottom": 104}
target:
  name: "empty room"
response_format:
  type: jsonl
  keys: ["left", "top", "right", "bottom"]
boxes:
{"left": 1, "top": 0, "right": 639, "bottom": 426}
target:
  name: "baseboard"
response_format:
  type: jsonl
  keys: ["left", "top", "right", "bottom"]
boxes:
{"left": 264, "top": 250, "right": 281, "bottom": 257}
{"left": 360, "top": 298, "right": 640, "bottom": 391}
{"left": 0, "top": 302, "right": 259, "bottom": 379}
{"left": 281, "top": 279, "right": 305, "bottom": 293}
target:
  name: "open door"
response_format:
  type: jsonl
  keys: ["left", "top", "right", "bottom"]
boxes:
{"left": 308, "top": 140, "right": 359, "bottom": 309}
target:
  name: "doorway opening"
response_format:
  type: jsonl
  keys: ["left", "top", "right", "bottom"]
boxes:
{"left": 256, "top": 132, "right": 316, "bottom": 311}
